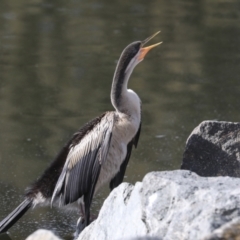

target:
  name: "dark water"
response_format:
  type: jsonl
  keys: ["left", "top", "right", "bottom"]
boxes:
{"left": 0, "top": 0, "right": 240, "bottom": 239}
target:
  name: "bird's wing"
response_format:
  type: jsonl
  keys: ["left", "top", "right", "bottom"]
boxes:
{"left": 51, "top": 112, "right": 115, "bottom": 206}
{"left": 109, "top": 122, "right": 141, "bottom": 190}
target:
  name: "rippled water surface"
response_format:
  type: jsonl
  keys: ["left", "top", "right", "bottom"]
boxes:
{"left": 0, "top": 0, "right": 240, "bottom": 239}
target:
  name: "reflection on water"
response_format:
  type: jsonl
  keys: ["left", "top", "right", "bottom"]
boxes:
{"left": 0, "top": 0, "right": 240, "bottom": 239}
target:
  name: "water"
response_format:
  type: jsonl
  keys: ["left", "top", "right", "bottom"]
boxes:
{"left": 0, "top": 0, "right": 240, "bottom": 239}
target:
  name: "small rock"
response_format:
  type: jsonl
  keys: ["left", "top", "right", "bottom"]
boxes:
{"left": 26, "top": 229, "right": 61, "bottom": 240}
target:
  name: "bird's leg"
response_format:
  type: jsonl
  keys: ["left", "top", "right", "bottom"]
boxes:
{"left": 75, "top": 202, "right": 86, "bottom": 235}
{"left": 80, "top": 204, "right": 97, "bottom": 223}
{"left": 75, "top": 198, "right": 89, "bottom": 237}
{"left": 79, "top": 202, "right": 85, "bottom": 218}
{"left": 76, "top": 190, "right": 95, "bottom": 238}
{"left": 75, "top": 216, "right": 85, "bottom": 238}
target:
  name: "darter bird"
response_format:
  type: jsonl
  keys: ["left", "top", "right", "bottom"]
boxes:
{"left": 0, "top": 31, "right": 161, "bottom": 234}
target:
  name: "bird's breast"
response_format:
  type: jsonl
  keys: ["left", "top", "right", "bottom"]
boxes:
{"left": 114, "top": 112, "right": 140, "bottom": 143}
{"left": 95, "top": 112, "right": 140, "bottom": 193}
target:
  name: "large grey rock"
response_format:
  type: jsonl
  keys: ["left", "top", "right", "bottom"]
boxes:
{"left": 78, "top": 170, "right": 240, "bottom": 240}
{"left": 181, "top": 121, "right": 240, "bottom": 177}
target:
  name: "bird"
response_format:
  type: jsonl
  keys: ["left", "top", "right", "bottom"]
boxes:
{"left": 0, "top": 32, "right": 161, "bottom": 235}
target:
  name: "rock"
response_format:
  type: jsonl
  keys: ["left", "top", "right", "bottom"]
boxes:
{"left": 26, "top": 229, "right": 61, "bottom": 240}
{"left": 78, "top": 170, "right": 240, "bottom": 240}
{"left": 181, "top": 120, "right": 240, "bottom": 177}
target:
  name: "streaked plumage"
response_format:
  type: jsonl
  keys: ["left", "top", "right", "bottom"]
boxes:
{"left": 0, "top": 32, "right": 161, "bottom": 235}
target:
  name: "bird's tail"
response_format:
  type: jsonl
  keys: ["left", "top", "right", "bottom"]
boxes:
{"left": 0, "top": 198, "right": 33, "bottom": 233}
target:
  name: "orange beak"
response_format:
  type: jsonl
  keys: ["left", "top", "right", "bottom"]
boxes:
{"left": 138, "top": 31, "right": 162, "bottom": 61}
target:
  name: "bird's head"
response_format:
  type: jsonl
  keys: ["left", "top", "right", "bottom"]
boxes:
{"left": 120, "top": 31, "right": 162, "bottom": 74}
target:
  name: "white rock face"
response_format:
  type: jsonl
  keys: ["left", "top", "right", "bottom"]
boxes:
{"left": 78, "top": 170, "right": 240, "bottom": 240}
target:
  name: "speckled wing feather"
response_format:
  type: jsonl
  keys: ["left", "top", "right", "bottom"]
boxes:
{"left": 51, "top": 112, "right": 115, "bottom": 205}
{"left": 109, "top": 122, "right": 141, "bottom": 190}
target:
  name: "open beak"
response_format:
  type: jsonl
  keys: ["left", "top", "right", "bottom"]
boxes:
{"left": 138, "top": 31, "right": 162, "bottom": 61}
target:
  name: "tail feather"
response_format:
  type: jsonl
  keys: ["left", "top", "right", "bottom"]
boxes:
{"left": 0, "top": 198, "right": 32, "bottom": 233}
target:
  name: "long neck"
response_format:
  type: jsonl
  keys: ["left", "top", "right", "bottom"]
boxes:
{"left": 111, "top": 58, "right": 137, "bottom": 113}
